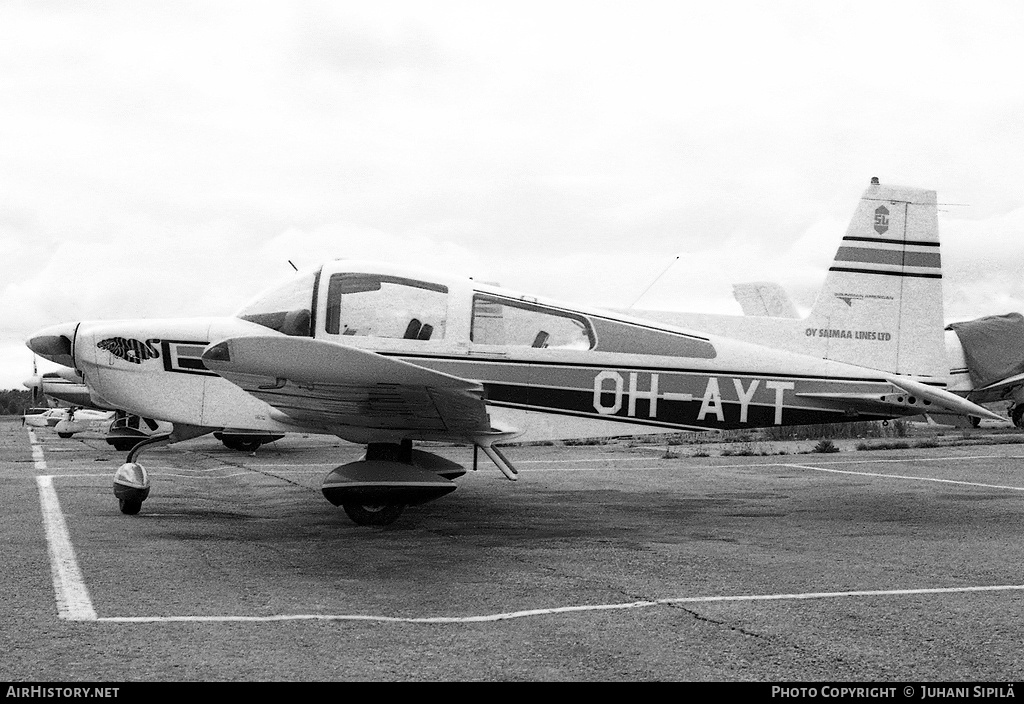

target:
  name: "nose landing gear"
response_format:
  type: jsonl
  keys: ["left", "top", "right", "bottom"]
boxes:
{"left": 110, "top": 424, "right": 210, "bottom": 515}
{"left": 113, "top": 462, "right": 150, "bottom": 515}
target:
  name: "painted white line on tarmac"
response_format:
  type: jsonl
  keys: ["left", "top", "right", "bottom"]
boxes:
{"left": 779, "top": 463, "right": 1024, "bottom": 492}
{"left": 813, "top": 455, "right": 1008, "bottom": 465}
{"left": 27, "top": 428, "right": 46, "bottom": 470}
{"left": 29, "top": 431, "right": 97, "bottom": 621}
{"left": 516, "top": 457, "right": 674, "bottom": 464}
{"left": 95, "top": 583, "right": 1024, "bottom": 624}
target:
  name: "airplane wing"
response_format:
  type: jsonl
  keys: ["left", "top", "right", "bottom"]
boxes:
{"left": 976, "top": 371, "right": 1024, "bottom": 395}
{"left": 201, "top": 336, "right": 492, "bottom": 437}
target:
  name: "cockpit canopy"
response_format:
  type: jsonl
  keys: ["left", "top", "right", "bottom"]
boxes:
{"left": 235, "top": 265, "right": 451, "bottom": 342}
{"left": 233, "top": 263, "right": 596, "bottom": 350}
{"left": 234, "top": 261, "right": 713, "bottom": 359}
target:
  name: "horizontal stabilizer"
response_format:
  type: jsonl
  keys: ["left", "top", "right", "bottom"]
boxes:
{"left": 732, "top": 282, "right": 800, "bottom": 318}
{"left": 885, "top": 375, "right": 1005, "bottom": 422}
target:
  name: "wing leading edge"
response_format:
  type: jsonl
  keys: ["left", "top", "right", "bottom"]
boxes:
{"left": 201, "top": 336, "right": 493, "bottom": 441}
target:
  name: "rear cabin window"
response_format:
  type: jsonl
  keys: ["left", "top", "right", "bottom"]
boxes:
{"left": 324, "top": 274, "right": 448, "bottom": 340}
{"left": 472, "top": 295, "right": 594, "bottom": 349}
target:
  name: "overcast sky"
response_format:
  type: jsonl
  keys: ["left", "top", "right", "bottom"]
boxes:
{"left": 3, "top": 0, "right": 1024, "bottom": 389}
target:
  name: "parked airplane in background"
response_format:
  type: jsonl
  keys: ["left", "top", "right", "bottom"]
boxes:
{"left": 22, "top": 368, "right": 94, "bottom": 408}
{"left": 26, "top": 179, "right": 1002, "bottom": 524}
{"left": 673, "top": 286, "right": 1024, "bottom": 428}
{"left": 23, "top": 406, "right": 114, "bottom": 438}
{"left": 22, "top": 366, "right": 114, "bottom": 437}
{"left": 24, "top": 364, "right": 282, "bottom": 450}
{"left": 945, "top": 313, "right": 1024, "bottom": 427}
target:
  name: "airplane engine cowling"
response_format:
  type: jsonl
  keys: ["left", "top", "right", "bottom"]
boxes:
{"left": 322, "top": 460, "right": 458, "bottom": 508}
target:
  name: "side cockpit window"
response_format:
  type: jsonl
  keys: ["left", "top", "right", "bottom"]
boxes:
{"left": 237, "top": 270, "right": 317, "bottom": 337}
{"left": 471, "top": 295, "right": 594, "bottom": 349}
{"left": 324, "top": 274, "right": 448, "bottom": 340}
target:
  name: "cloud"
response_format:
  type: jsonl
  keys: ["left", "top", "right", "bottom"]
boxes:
{"left": 3, "top": 2, "right": 1024, "bottom": 391}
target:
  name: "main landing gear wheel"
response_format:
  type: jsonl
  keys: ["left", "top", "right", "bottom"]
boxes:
{"left": 342, "top": 502, "right": 405, "bottom": 526}
{"left": 226, "top": 438, "right": 262, "bottom": 452}
{"left": 1012, "top": 405, "right": 1024, "bottom": 429}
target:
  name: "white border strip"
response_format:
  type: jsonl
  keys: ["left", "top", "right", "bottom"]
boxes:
{"left": 780, "top": 462, "right": 1024, "bottom": 491}
{"left": 35, "top": 484, "right": 98, "bottom": 620}
{"left": 97, "top": 583, "right": 1024, "bottom": 624}
{"left": 28, "top": 428, "right": 46, "bottom": 470}
{"left": 29, "top": 436, "right": 1024, "bottom": 625}
{"left": 29, "top": 429, "right": 97, "bottom": 621}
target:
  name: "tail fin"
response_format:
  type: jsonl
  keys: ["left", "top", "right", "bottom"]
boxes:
{"left": 804, "top": 179, "right": 946, "bottom": 378}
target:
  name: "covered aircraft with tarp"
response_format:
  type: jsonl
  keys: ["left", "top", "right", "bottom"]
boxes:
{"left": 946, "top": 312, "right": 1024, "bottom": 427}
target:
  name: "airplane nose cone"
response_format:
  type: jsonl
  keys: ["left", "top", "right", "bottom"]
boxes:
{"left": 26, "top": 323, "right": 78, "bottom": 368}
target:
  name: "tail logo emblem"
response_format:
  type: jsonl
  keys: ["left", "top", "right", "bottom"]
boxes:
{"left": 873, "top": 205, "right": 889, "bottom": 235}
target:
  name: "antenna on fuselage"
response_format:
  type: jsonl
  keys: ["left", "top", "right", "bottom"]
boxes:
{"left": 627, "top": 255, "right": 680, "bottom": 310}
{"left": 287, "top": 260, "right": 298, "bottom": 272}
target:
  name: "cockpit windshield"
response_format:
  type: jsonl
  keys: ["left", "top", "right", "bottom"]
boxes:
{"left": 236, "top": 270, "right": 317, "bottom": 337}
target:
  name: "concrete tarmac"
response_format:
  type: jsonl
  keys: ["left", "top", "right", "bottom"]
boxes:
{"left": 3, "top": 418, "right": 1024, "bottom": 682}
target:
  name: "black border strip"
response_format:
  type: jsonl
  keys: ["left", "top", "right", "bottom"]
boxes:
{"left": 828, "top": 266, "right": 942, "bottom": 279}
{"left": 842, "top": 236, "right": 940, "bottom": 247}
{"left": 486, "top": 400, "right": 891, "bottom": 430}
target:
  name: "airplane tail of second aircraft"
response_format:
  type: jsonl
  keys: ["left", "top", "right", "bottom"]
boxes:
{"left": 801, "top": 179, "right": 947, "bottom": 380}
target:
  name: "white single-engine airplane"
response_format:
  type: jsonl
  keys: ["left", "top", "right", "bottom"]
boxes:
{"left": 26, "top": 179, "right": 1003, "bottom": 524}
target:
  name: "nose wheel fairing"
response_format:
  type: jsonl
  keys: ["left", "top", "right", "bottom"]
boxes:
{"left": 113, "top": 462, "right": 151, "bottom": 515}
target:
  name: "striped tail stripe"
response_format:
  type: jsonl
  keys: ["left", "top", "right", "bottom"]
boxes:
{"left": 829, "top": 236, "right": 941, "bottom": 279}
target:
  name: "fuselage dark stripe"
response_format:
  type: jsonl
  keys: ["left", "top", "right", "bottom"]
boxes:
{"left": 486, "top": 393, "right": 892, "bottom": 430}
{"left": 384, "top": 352, "right": 947, "bottom": 386}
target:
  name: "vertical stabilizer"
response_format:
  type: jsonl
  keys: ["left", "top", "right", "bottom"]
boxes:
{"left": 804, "top": 179, "right": 945, "bottom": 378}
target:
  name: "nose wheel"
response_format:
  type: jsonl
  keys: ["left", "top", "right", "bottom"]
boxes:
{"left": 118, "top": 497, "right": 144, "bottom": 515}
{"left": 113, "top": 462, "right": 151, "bottom": 515}
{"left": 111, "top": 434, "right": 170, "bottom": 515}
